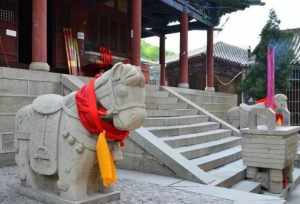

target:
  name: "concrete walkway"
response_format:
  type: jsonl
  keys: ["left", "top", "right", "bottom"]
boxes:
{"left": 287, "top": 184, "right": 300, "bottom": 204}
{"left": 118, "top": 169, "right": 286, "bottom": 204}
{"left": 0, "top": 166, "right": 288, "bottom": 204}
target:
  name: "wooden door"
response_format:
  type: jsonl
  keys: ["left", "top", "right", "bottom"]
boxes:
{"left": 0, "top": 0, "right": 18, "bottom": 66}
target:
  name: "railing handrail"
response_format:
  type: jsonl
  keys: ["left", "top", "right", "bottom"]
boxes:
{"left": 162, "top": 86, "right": 241, "bottom": 136}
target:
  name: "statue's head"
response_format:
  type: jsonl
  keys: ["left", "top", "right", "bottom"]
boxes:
{"left": 94, "top": 63, "right": 147, "bottom": 131}
{"left": 274, "top": 94, "right": 288, "bottom": 111}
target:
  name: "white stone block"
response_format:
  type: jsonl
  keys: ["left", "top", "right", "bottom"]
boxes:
{"left": 246, "top": 167, "right": 257, "bottom": 179}
{"left": 269, "top": 181, "right": 283, "bottom": 194}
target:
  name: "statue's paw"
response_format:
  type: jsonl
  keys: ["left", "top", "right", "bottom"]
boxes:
{"left": 57, "top": 180, "right": 70, "bottom": 192}
{"left": 16, "top": 171, "right": 27, "bottom": 182}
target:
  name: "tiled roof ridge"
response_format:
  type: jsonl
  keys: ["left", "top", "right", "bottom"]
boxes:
{"left": 167, "top": 41, "right": 249, "bottom": 66}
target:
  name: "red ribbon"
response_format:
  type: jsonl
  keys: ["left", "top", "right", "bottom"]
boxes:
{"left": 75, "top": 79, "right": 129, "bottom": 143}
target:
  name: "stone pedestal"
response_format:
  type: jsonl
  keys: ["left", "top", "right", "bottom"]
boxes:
{"left": 15, "top": 185, "right": 120, "bottom": 204}
{"left": 242, "top": 126, "right": 299, "bottom": 194}
{"left": 205, "top": 87, "right": 215, "bottom": 92}
{"left": 29, "top": 62, "right": 50, "bottom": 71}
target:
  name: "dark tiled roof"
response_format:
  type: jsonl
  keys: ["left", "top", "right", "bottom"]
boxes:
{"left": 167, "top": 41, "right": 249, "bottom": 66}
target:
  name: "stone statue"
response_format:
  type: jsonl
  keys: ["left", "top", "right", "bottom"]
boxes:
{"left": 14, "top": 63, "right": 146, "bottom": 203}
{"left": 226, "top": 94, "right": 290, "bottom": 129}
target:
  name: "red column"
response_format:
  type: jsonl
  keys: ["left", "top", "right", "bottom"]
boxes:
{"left": 206, "top": 27, "right": 215, "bottom": 91}
{"left": 29, "top": 0, "right": 49, "bottom": 71}
{"left": 131, "top": 0, "right": 142, "bottom": 66}
{"left": 160, "top": 35, "right": 166, "bottom": 86}
{"left": 179, "top": 12, "right": 189, "bottom": 88}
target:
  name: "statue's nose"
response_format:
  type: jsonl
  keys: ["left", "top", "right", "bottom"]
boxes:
{"left": 113, "top": 108, "right": 147, "bottom": 131}
{"left": 133, "top": 108, "right": 147, "bottom": 125}
{"left": 126, "top": 108, "right": 147, "bottom": 129}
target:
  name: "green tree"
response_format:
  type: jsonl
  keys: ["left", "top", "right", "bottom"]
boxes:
{"left": 241, "top": 9, "right": 295, "bottom": 100}
{"left": 141, "top": 40, "right": 176, "bottom": 62}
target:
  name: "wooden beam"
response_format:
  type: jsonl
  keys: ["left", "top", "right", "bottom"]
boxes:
{"left": 159, "top": 0, "right": 214, "bottom": 26}
{"left": 142, "top": 21, "right": 208, "bottom": 37}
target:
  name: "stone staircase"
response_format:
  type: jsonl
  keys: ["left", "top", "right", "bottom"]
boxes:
{"left": 166, "top": 87, "right": 237, "bottom": 120}
{"left": 0, "top": 68, "right": 86, "bottom": 166}
{"left": 141, "top": 86, "right": 247, "bottom": 186}
{"left": 125, "top": 85, "right": 300, "bottom": 197}
{"left": 0, "top": 94, "right": 37, "bottom": 166}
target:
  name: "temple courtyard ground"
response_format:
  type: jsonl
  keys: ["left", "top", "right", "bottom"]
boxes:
{"left": 2, "top": 166, "right": 297, "bottom": 204}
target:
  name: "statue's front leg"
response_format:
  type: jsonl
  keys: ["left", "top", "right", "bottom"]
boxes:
{"left": 57, "top": 133, "right": 98, "bottom": 201}
{"left": 282, "top": 109, "right": 291, "bottom": 126}
{"left": 15, "top": 134, "right": 39, "bottom": 189}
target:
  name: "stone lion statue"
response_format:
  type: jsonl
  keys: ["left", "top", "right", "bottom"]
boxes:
{"left": 226, "top": 94, "right": 290, "bottom": 129}
{"left": 14, "top": 63, "right": 146, "bottom": 202}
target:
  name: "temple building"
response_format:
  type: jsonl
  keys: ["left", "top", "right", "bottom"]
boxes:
{"left": 166, "top": 42, "right": 249, "bottom": 95}
{"left": 0, "top": 0, "right": 263, "bottom": 90}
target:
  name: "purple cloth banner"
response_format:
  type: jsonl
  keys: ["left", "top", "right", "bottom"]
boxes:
{"left": 266, "top": 47, "right": 275, "bottom": 108}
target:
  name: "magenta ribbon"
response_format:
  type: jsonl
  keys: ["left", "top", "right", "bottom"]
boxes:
{"left": 266, "top": 47, "right": 275, "bottom": 108}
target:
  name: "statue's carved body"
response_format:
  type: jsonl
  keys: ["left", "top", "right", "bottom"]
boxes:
{"left": 227, "top": 94, "right": 290, "bottom": 129}
{"left": 15, "top": 63, "right": 146, "bottom": 201}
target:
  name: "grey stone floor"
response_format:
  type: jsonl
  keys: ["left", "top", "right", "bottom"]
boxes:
{"left": 288, "top": 184, "right": 300, "bottom": 204}
{"left": 0, "top": 166, "right": 233, "bottom": 204}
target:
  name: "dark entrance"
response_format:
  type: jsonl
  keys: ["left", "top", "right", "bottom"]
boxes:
{"left": 18, "top": 0, "right": 32, "bottom": 67}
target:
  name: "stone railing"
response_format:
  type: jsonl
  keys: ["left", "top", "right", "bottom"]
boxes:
{"left": 162, "top": 86, "right": 240, "bottom": 136}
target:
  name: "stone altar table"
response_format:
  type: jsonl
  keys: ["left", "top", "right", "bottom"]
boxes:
{"left": 242, "top": 126, "right": 299, "bottom": 194}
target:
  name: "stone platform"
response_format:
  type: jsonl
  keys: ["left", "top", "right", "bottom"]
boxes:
{"left": 15, "top": 185, "right": 120, "bottom": 204}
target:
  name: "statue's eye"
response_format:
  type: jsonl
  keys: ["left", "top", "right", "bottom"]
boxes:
{"left": 117, "top": 86, "right": 128, "bottom": 97}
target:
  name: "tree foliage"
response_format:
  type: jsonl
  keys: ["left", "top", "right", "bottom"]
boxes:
{"left": 241, "top": 9, "right": 295, "bottom": 100}
{"left": 141, "top": 40, "right": 176, "bottom": 62}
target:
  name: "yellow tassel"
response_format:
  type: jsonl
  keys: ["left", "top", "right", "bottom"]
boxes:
{"left": 96, "top": 131, "right": 117, "bottom": 187}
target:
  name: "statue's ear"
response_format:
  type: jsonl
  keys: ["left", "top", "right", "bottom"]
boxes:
{"left": 125, "top": 66, "right": 145, "bottom": 87}
{"left": 111, "top": 63, "right": 124, "bottom": 82}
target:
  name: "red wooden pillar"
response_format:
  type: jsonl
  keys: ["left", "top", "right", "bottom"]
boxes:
{"left": 131, "top": 0, "right": 142, "bottom": 66}
{"left": 179, "top": 12, "right": 189, "bottom": 88}
{"left": 29, "top": 0, "right": 49, "bottom": 71}
{"left": 160, "top": 35, "right": 166, "bottom": 86}
{"left": 206, "top": 27, "right": 215, "bottom": 91}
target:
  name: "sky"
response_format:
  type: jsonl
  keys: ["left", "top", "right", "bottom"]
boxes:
{"left": 143, "top": 0, "right": 300, "bottom": 53}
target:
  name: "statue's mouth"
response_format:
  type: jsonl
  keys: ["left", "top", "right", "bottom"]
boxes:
{"left": 102, "top": 113, "right": 114, "bottom": 122}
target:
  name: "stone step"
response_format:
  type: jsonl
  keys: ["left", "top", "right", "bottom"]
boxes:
{"left": 146, "top": 102, "right": 188, "bottom": 110}
{"left": 146, "top": 96, "right": 178, "bottom": 105}
{"left": 0, "top": 113, "right": 15, "bottom": 131}
{"left": 163, "top": 129, "right": 232, "bottom": 148}
{"left": 0, "top": 94, "right": 35, "bottom": 113}
{"left": 192, "top": 146, "right": 242, "bottom": 171}
{"left": 181, "top": 93, "right": 235, "bottom": 104}
{"left": 0, "top": 131, "right": 14, "bottom": 153}
{"left": 0, "top": 151, "right": 15, "bottom": 167}
{"left": 209, "top": 160, "right": 246, "bottom": 188}
{"left": 146, "top": 91, "right": 169, "bottom": 98}
{"left": 176, "top": 137, "right": 241, "bottom": 160}
{"left": 143, "top": 115, "right": 209, "bottom": 127}
{"left": 200, "top": 103, "right": 233, "bottom": 112}
{"left": 145, "top": 85, "right": 160, "bottom": 92}
{"left": 147, "top": 122, "right": 220, "bottom": 137}
{"left": 210, "top": 112, "right": 226, "bottom": 120}
{"left": 147, "top": 109, "right": 198, "bottom": 117}
{"left": 232, "top": 180, "right": 261, "bottom": 193}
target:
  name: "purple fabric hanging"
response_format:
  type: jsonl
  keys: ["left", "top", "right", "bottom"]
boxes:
{"left": 266, "top": 47, "right": 275, "bottom": 108}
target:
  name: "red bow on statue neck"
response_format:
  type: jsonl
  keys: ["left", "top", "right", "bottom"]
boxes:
{"left": 75, "top": 79, "right": 129, "bottom": 143}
